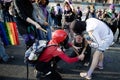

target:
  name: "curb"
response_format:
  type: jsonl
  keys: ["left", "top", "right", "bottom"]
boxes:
{"left": 107, "top": 47, "right": 120, "bottom": 51}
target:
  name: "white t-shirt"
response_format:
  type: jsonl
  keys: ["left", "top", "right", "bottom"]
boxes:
{"left": 54, "top": 6, "right": 62, "bottom": 15}
{"left": 86, "top": 18, "right": 113, "bottom": 51}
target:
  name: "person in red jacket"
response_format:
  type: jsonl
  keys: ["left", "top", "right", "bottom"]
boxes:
{"left": 35, "top": 29, "right": 83, "bottom": 80}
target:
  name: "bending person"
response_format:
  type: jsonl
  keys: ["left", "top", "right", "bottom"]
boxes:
{"left": 35, "top": 30, "right": 83, "bottom": 80}
{"left": 70, "top": 18, "right": 113, "bottom": 79}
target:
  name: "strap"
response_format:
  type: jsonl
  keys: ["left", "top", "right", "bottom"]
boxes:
{"left": 27, "top": 25, "right": 35, "bottom": 33}
{"left": 26, "top": 62, "right": 29, "bottom": 80}
{"left": 47, "top": 44, "right": 58, "bottom": 47}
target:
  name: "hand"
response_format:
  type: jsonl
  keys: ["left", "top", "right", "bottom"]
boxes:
{"left": 34, "top": 22, "right": 41, "bottom": 29}
{"left": 35, "top": 22, "right": 47, "bottom": 33}
{"left": 86, "top": 40, "right": 92, "bottom": 45}
{"left": 78, "top": 54, "right": 85, "bottom": 61}
{"left": 44, "top": 22, "right": 49, "bottom": 26}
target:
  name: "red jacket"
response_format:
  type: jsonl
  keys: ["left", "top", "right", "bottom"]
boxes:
{"left": 38, "top": 40, "right": 79, "bottom": 63}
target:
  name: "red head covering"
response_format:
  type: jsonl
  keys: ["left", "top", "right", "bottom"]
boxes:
{"left": 52, "top": 30, "right": 67, "bottom": 44}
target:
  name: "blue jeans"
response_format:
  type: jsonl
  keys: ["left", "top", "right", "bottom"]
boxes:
{"left": 37, "top": 26, "right": 51, "bottom": 40}
{"left": 0, "top": 38, "right": 9, "bottom": 62}
{"left": 46, "top": 26, "right": 52, "bottom": 40}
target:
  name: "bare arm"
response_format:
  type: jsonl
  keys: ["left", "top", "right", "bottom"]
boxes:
{"left": 26, "top": 17, "right": 47, "bottom": 33}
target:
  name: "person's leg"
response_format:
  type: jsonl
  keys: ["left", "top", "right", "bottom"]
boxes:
{"left": 116, "top": 27, "right": 120, "bottom": 42}
{"left": 46, "top": 69, "right": 63, "bottom": 80}
{"left": 97, "top": 53, "right": 104, "bottom": 69}
{"left": 0, "top": 39, "right": 9, "bottom": 62}
{"left": 80, "top": 50, "right": 101, "bottom": 79}
{"left": 83, "top": 46, "right": 91, "bottom": 66}
{"left": 35, "top": 61, "right": 63, "bottom": 80}
{"left": 87, "top": 50, "right": 101, "bottom": 77}
{"left": 57, "top": 15, "right": 62, "bottom": 28}
{"left": 54, "top": 17, "right": 58, "bottom": 28}
{"left": 70, "top": 51, "right": 78, "bottom": 57}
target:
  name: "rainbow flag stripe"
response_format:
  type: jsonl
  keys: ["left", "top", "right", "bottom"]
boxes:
{"left": 0, "top": 22, "right": 19, "bottom": 46}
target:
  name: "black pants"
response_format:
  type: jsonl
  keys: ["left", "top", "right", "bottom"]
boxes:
{"left": 35, "top": 61, "right": 63, "bottom": 80}
{"left": 55, "top": 14, "right": 62, "bottom": 27}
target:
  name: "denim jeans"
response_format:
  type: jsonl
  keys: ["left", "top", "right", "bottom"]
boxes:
{"left": 0, "top": 38, "right": 9, "bottom": 62}
{"left": 37, "top": 25, "right": 51, "bottom": 40}
{"left": 46, "top": 26, "right": 52, "bottom": 40}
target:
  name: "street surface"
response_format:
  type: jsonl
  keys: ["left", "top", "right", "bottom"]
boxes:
{"left": 0, "top": 35, "right": 120, "bottom": 80}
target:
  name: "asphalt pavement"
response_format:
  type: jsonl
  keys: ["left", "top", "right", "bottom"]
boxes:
{"left": 0, "top": 35, "right": 120, "bottom": 80}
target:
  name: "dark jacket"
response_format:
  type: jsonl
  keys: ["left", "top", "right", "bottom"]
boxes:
{"left": 14, "top": 0, "right": 37, "bottom": 47}
{"left": 14, "top": 0, "right": 33, "bottom": 21}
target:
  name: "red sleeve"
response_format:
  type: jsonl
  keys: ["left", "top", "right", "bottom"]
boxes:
{"left": 58, "top": 53, "right": 79, "bottom": 64}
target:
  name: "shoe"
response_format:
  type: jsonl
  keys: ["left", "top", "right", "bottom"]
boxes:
{"left": 80, "top": 72, "right": 91, "bottom": 80}
{"left": 6, "top": 56, "right": 15, "bottom": 63}
{"left": 0, "top": 58, "right": 3, "bottom": 63}
{"left": 84, "top": 62, "right": 90, "bottom": 67}
{"left": 9, "top": 56, "right": 15, "bottom": 60}
{"left": 110, "top": 42, "right": 115, "bottom": 47}
{"left": 96, "top": 66, "right": 103, "bottom": 70}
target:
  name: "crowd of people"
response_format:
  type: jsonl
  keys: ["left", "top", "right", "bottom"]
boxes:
{"left": 0, "top": 0, "right": 120, "bottom": 80}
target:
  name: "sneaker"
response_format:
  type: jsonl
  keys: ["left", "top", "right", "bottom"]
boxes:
{"left": 96, "top": 66, "right": 103, "bottom": 70}
{"left": 9, "top": 56, "right": 15, "bottom": 60}
{"left": 0, "top": 58, "right": 3, "bottom": 63}
{"left": 84, "top": 62, "right": 90, "bottom": 67}
{"left": 0, "top": 56, "right": 15, "bottom": 63}
{"left": 80, "top": 72, "right": 91, "bottom": 80}
{"left": 6, "top": 56, "right": 15, "bottom": 63}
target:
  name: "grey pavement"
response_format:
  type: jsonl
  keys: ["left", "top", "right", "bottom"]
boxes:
{"left": 0, "top": 35, "right": 120, "bottom": 80}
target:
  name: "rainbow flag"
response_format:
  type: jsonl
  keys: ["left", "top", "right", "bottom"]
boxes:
{"left": 12, "top": 22, "right": 19, "bottom": 45}
{"left": 0, "top": 22, "right": 10, "bottom": 45}
{"left": 5, "top": 22, "right": 14, "bottom": 45}
{"left": 1, "top": 22, "right": 20, "bottom": 46}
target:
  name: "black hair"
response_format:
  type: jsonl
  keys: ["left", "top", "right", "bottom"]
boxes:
{"left": 57, "top": 3, "right": 60, "bottom": 6}
{"left": 60, "top": 35, "right": 69, "bottom": 49}
{"left": 46, "top": 0, "right": 49, "bottom": 6}
{"left": 70, "top": 19, "right": 86, "bottom": 35}
{"left": 39, "top": 0, "right": 49, "bottom": 6}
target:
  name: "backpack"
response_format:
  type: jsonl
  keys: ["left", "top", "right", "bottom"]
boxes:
{"left": 24, "top": 40, "right": 47, "bottom": 65}
{"left": 24, "top": 40, "right": 56, "bottom": 66}
{"left": 58, "top": 8, "right": 61, "bottom": 15}
{"left": 25, "top": 40, "right": 57, "bottom": 80}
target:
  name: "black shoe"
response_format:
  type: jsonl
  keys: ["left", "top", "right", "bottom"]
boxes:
{"left": 0, "top": 58, "right": 4, "bottom": 63}
{"left": 5, "top": 56, "right": 15, "bottom": 63}
{"left": 0, "top": 56, "right": 15, "bottom": 63}
{"left": 9, "top": 56, "right": 15, "bottom": 60}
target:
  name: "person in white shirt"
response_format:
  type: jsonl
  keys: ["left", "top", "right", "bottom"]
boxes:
{"left": 54, "top": 3, "right": 63, "bottom": 28}
{"left": 70, "top": 18, "right": 113, "bottom": 80}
